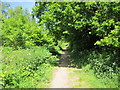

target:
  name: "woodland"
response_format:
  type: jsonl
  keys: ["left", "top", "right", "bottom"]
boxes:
{"left": 0, "top": 1, "right": 120, "bottom": 88}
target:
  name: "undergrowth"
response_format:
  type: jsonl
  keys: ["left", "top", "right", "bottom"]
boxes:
{"left": 1, "top": 46, "right": 58, "bottom": 88}
{"left": 69, "top": 48, "right": 119, "bottom": 88}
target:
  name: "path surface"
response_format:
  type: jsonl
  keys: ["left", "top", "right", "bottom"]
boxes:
{"left": 50, "top": 51, "right": 81, "bottom": 88}
{"left": 50, "top": 67, "right": 70, "bottom": 88}
{"left": 50, "top": 51, "right": 70, "bottom": 88}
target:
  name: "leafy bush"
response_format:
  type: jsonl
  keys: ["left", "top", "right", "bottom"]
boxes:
{"left": 69, "top": 48, "right": 119, "bottom": 88}
{"left": 1, "top": 46, "right": 58, "bottom": 88}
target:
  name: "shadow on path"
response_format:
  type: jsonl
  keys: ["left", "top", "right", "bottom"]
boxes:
{"left": 50, "top": 50, "right": 71, "bottom": 88}
{"left": 58, "top": 50, "right": 70, "bottom": 67}
{"left": 50, "top": 50, "right": 83, "bottom": 88}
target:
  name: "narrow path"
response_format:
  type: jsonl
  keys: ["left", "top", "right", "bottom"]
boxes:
{"left": 50, "top": 51, "right": 82, "bottom": 88}
{"left": 50, "top": 51, "right": 70, "bottom": 88}
{"left": 50, "top": 67, "right": 70, "bottom": 88}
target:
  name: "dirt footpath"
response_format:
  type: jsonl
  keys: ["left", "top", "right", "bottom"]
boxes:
{"left": 50, "top": 51, "right": 82, "bottom": 88}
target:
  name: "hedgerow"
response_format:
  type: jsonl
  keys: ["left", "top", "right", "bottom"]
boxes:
{"left": 69, "top": 48, "right": 119, "bottom": 88}
{"left": 1, "top": 46, "right": 58, "bottom": 88}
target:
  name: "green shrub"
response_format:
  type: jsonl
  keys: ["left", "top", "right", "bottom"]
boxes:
{"left": 1, "top": 46, "right": 58, "bottom": 88}
{"left": 69, "top": 48, "right": 119, "bottom": 88}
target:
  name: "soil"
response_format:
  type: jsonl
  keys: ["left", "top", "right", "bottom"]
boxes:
{"left": 50, "top": 51, "right": 82, "bottom": 88}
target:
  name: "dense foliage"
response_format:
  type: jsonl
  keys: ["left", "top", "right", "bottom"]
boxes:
{"left": 2, "top": 6, "right": 52, "bottom": 49}
{"left": 1, "top": 2, "right": 60, "bottom": 88}
{"left": 1, "top": 46, "right": 58, "bottom": 88}
{"left": 33, "top": 2, "right": 120, "bottom": 88}
{"left": 1, "top": 1, "right": 120, "bottom": 88}
{"left": 70, "top": 48, "right": 119, "bottom": 88}
{"left": 33, "top": 2, "right": 120, "bottom": 49}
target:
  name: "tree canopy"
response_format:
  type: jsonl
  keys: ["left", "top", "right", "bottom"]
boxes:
{"left": 33, "top": 2, "right": 120, "bottom": 50}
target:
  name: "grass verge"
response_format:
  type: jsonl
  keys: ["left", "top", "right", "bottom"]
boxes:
{"left": 70, "top": 69, "right": 114, "bottom": 88}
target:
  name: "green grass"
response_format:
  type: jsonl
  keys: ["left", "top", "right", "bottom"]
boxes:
{"left": 71, "top": 69, "right": 110, "bottom": 88}
{"left": 69, "top": 48, "right": 119, "bottom": 88}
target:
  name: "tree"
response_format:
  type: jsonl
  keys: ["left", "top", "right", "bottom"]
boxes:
{"left": 2, "top": 6, "right": 54, "bottom": 49}
{"left": 0, "top": 1, "right": 10, "bottom": 46}
{"left": 32, "top": 2, "right": 120, "bottom": 50}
